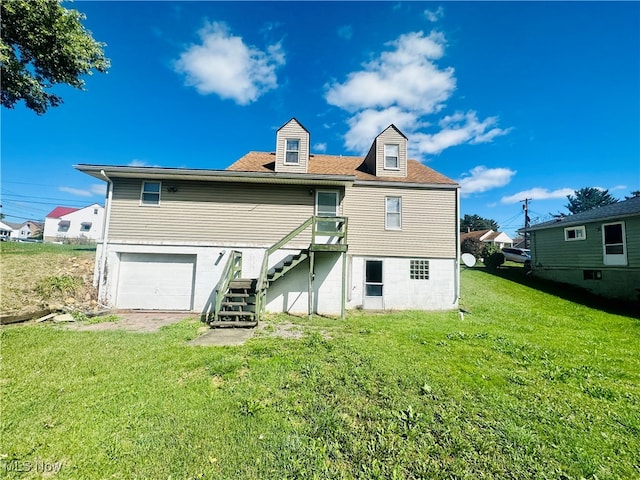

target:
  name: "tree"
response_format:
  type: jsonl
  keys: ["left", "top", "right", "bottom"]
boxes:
{"left": 460, "top": 214, "right": 499, "bottom": 232}
{"left": 565, "top": 187, "right": 618, "bottom": 214}
{"left": 461, "top": 237, "right": 484, "bottom": 258}
{"left": 625, "top": 191, "right": 640, "bottom": 200}
{"left": 1, "top": 0, "right": 110, "bottom": 114}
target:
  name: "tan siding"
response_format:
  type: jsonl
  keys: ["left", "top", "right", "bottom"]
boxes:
{"left": 109, "top": 178, "right": 315, "bottom": 245}
{"left": 275, "top": 121, "right": 309, "bottom": 174}
{"left": 343, "top": 185, "right": 457, "bottom": 257}
{"left": 375, "top": 129, "right": 407, "bottom": 178}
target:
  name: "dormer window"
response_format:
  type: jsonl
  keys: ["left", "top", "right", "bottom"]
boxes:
{"left": 384, "top": 144, "right": 399, "bottom": 170}
{"left": 285, "top": 139, "right": 300, "bottom": 165}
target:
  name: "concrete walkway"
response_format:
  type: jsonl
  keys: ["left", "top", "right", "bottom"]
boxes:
{"left": 187, "top": 327, "right": 255, "bottom": 346}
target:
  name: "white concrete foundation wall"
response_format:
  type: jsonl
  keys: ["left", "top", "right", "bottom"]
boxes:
{"left": 97, "top": 243, "right": 335, "bottom": 313}
{"left": 265, "top": 252, "right": 343, "bottom": 316}
{"left": 347, "top": 256, "right": 458, "bottom": 311}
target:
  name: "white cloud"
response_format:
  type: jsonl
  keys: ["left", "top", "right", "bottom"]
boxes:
{"left": 90, "top": 184, "right": 107, "bottom": 195}
{"left": 175, "top": 21, "right": 285, "bottom": 105}
{"left": 58, "top": 184, "right": 106, "bottom": 197}
{"left": 326, "top": 31, "right": 452, "bottom": 115}
{"left": 325, "top": 30, "right": 511, "bottom": 158}
{"left": 424, "top": 6, "right": 444, "bottom": 22}
{"left": 458, "top": 166, "right": 516, "bottom": 196}
{"left": 128, "top": 159, "right": 148, "bottom": 167}
{"left": 500, "top": 187, "right": 575, "bottom": 204}
{"left": 412, "top": 111, "right": 512, "bottom": 156}
{"left": 59, "top": 187, "right": 92, "bottom": 197}
{"left": 313, "top": 142, "right": 327, "bottom": 153}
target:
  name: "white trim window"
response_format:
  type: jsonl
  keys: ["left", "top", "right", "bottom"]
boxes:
{"left": 285, "top": 139, "right": 300, "bottom": 165}
{"left": 384, "top": 144, "right": 399, "bottom": 170}
{"left": 602, "top": 222, "right": 627, "bottom": 266}
{"left": 385, "top": 196, "right": 402, "bottom": 230}
{"left": 564, "top": 225, "right": 586, "bottom": 241}
{"left": 141, "top": 181, "right": 161, "bottom": 206}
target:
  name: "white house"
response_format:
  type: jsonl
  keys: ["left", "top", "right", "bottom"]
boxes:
{"left": 460, "top": 229, "right": 513, "bottom": 249}
{"left": 43, "top": 204, "right": 104, "bottom": 243}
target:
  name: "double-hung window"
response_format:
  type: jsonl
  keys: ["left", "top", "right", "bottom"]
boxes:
{"left": 385, "top": 196, "right": 402, "bottom": 230}
{"left": 384, "top": 144, "right": 399, "bottom": 170}
{"left": 564, "top": 226, "right": 586, "bottom": 241}
{"left": 141, "top": 181, "right": 161, "bottom": 206}
{"left": 285, "top": 139, "right": 300, "bottom": 165}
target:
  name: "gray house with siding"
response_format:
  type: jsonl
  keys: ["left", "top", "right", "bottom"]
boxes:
{"left": 527, "top": 196, "right": 640, "bottom": 301}
{"left": 75, "top": 119, "right": 460, "bottom": 325}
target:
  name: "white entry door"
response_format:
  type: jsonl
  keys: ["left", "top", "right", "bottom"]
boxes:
{"left": 116, "top": 253, "right": 196, "bottom": 310}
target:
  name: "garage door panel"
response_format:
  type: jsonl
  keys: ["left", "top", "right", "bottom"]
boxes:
{"left": 117, "top": 253, "right": 196, "bottom": 310}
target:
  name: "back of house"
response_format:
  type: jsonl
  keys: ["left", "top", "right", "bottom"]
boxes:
{"left": 76, "top": 119, "right": 461, "bottom": 322}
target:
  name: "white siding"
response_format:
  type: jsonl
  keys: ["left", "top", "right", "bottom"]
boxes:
{"left": 275, "top": 119, "right": 310, "bottom": 174}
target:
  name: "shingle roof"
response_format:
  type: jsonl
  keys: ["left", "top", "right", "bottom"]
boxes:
{"left": 528, "top": 196, "right": 640, "bottom": 231}
{"left": 227, "top": 151, "right": 458, "bottom": 185}
{"left": 46, "top": 206, "right": 79, "bottom": 219}
{"left": 460, "top": 229, "right": 492, "bottom": 242}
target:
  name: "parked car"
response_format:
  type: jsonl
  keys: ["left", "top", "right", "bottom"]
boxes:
{"left": 502, "top": 247, "right": 531, "bottom": 263}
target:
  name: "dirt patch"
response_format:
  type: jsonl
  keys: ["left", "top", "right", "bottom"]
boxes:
{"left": 65, "top": 311, "right": 194, "bottom": 333}
{"left": 1, "top": 247, "right": 98, "bottom": 318}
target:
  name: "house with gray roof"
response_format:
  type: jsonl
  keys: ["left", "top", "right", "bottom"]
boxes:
{"left": 526, "top": 196, "right": 640, "bottom": 301}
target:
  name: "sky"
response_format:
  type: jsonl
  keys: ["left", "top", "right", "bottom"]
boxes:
{"left": 2, "top": 1, "right": 639, "bottom": 237}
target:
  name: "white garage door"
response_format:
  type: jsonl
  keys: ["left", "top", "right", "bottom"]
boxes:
{"left": 117, "top": 253, "right": 196, "bottom": 310}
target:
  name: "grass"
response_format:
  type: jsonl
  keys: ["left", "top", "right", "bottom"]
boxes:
{"left": 1, "top": 266, "right": 639, "bottom": 479}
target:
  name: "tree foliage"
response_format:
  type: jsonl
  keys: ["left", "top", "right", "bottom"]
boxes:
{"left": 460, "top": 214, "right": 499, "bottom": 233}
{"left": 1, "top": 0, "right": 110, "bottom": 114}
{"left": 565, "top": 187, "right": 618, "bottom": 214}
{"left": 461, "top": 237, "right": 484, "bottom": 258}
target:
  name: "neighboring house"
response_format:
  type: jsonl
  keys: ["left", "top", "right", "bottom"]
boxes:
{"left": 526, "top": 196, "right": 640, "bottom": 301}
{"left": 43, "top": 204, "right": 104, "bottom": 242}
{"left": 460, "top": 229, "right": 513, "bottom": 249}
{"left": 75, "top": 118, "right": 461, "bottom": 324}
{"left": 0, "top": 221, "right": 13, "bottom": 240}
{"left": 5, "top": 220, "right": 44, "bottom": 240}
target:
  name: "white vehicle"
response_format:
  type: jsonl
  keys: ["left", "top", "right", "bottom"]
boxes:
{"left": 502, "top": 247, "right": 531, "bottom": 263}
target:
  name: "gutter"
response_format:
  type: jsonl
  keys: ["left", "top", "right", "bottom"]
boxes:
{"left": 98, "top": 169, "right": 113, "bottom": 307}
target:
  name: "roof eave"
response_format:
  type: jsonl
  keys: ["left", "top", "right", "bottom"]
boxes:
{"left": 527, "top": 211, "right": 640, "bottom": 232}
{"left": 354, "top": 179, "right": 460, "bottom": 189}
{"left": 74, "top": 164, "right": 355, "bottom": 186}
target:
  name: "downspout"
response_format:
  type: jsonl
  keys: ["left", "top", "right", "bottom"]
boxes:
{"left": 99, "top": 170, "right": 113, "bottom": 307}
{"left": 455, "top": 186, "right": 461, "bottom": 305}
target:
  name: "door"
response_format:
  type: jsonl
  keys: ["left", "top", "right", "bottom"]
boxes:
{"left": 315, "top": 190, "right": 340, "bottom": 242}
{"left": 363, "top": 259, "right": 384, "bottom": 310}
{"left": 602, "top": 222, "right": 627, "bottom": 266}
{"left": 116, "top": 253, "right": 196, "bottom": 310}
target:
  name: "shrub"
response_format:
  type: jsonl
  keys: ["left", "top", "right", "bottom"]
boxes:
{"left": 461, "top": 237, "right": 484, "bottom": 258}
{"left": 482, "top": 245, "right": 505, "bottom": 270}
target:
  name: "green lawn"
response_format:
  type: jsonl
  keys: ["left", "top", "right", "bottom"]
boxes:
{"left": 1, "top": 267, "right": 639, "bottom": 479}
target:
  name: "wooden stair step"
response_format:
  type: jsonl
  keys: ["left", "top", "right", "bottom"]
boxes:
{"left": 210, "top": 320, "right": 258, "bottom": 328}
{"left": 217, "top": 311, "right": 255, "bottom": 317}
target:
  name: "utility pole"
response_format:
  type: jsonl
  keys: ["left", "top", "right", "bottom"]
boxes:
{"left": 522, "top": 198, "right": 531, "bottom": 248}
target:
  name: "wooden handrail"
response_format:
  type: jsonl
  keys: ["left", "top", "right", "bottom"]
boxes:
{"left": 255, "top": 215, "right": 348, "bottom": 321}
{"left": 213, "top": 250, "right": 242, "bottom": 320}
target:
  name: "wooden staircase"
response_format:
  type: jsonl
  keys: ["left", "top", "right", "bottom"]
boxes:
{"left": 211, "top": 278, "right": 258, "bottom": 327}
{"left": 208, "top": 215, "right": 348, "bottom": 328}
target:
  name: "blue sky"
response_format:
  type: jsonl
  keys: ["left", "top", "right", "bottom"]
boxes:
{"left": 2, "top": 1, "right": 638, "bottom": 237}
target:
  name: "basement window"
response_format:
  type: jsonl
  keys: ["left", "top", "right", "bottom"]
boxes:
{"left": 583, "top": 270, "right": 602, "bottom": 280}
{"left": 410, "top": 259, "right": 429, "bottom": 280}
{"left": 141, "top": 181, "right": 161, "bottom": 206}
{"left": 564, "top": 226, "right": 586, "bottom": 241}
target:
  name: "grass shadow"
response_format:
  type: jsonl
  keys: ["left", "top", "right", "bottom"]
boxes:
{"left": 476, "top": 264, "right": 640, "bottom": 319}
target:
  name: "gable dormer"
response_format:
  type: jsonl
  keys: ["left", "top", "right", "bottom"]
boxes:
{"left": 275, "top": 118, "right": 310, "bottom": 173}
{"left": 363, "top": 124, "right": 408, "bottom": 178}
